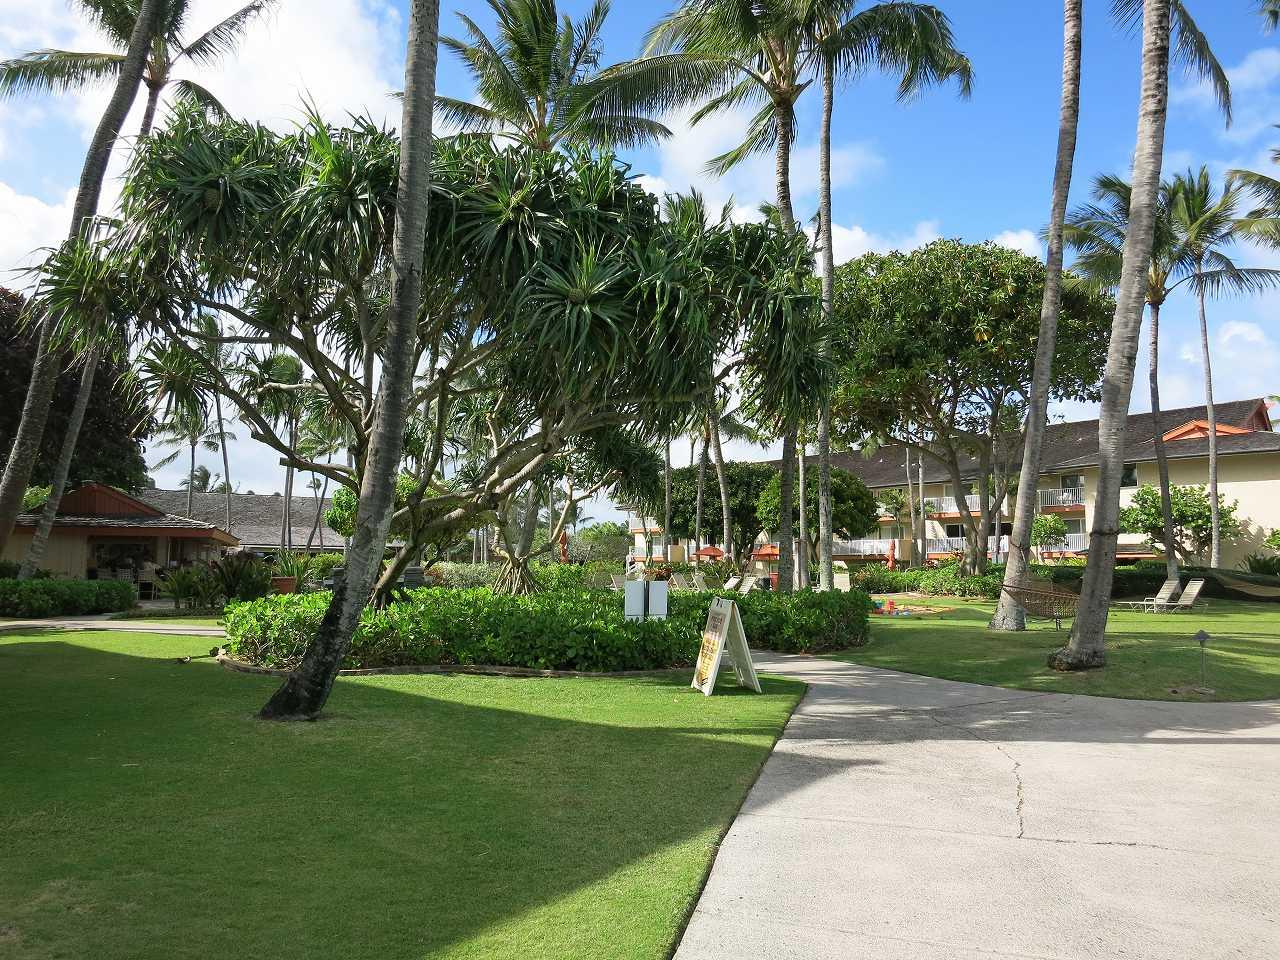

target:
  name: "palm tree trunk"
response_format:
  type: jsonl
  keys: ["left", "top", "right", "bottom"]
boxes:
{"left": 663, "top": 437, "right": 673, "bottom": 562}
{"left": 0, "top": 0, "right": 165, "bottom": 554}
{"left": 797, "top": 437, "right": 810, "bottom": 588}
{"left": 1148, "top": 302, "right": 1180, "bottom": 579}
{"left": 139, "top": 80, "right": 162, "bottom": 138}
{"left": 904, "top": 446, "right": 916, "bottom": 564}
{"left": 992, "top": 0, "right": 1083, "bottom": 631}
{"left": 708, "top": 413, "right": 733, "bottom": 564}
{"left": 215, "top": 392, "right": 232, "bottom": 532}
{"left": 816, "top": 52, "right": 837, "bottom": 591}
{"left": 187, "top": 440, "right": 195, "bottom": 516}
{"left": 778, "top": 427, "right": 797, "bottom": 593}
{"left": 694, "top": 434, "right": 706, "bottom": 554}
{"left": 1054, "top": 0, "right": 1171, "bottom": 670}
{"left": 259, "top": 0, "right": 442, "bottom": 720}
{"left": 18, "top": 350, "right": 99, "bottom": 579}
{"left": 773, "top": 100, "right": 798, "bottom": 594}
{"left": 1198, "top": 282, "right": 1221, "bottom": 566}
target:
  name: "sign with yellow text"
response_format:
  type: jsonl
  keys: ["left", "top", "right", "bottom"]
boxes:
{"left": 692, "top": 598, "right": 761, "bottom": 696}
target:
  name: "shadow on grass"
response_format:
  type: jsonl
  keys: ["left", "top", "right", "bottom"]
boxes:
{"left": 0, "top": 636, "right": 817, "bottom": 960}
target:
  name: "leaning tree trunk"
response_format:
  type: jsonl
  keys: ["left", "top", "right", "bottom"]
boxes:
{"left": 708, "top": 413, "right": 734, "bottom": 564}
{"left": 904, "top": 446, "right": 917, "bottom": 565}
{"left": 0, "top": 0, "right": 165, "bottom": 554}
{"left": 1148, "top": 302, "right": 1180, "bottom": 579}
{"left": 139, "top": 80, "right": 162, "bottom": 138}
{"left": 1054, "top": 0, "right": 1171, "bottom": 671}
{"left": 496, "top": 486, "right": 542, "bottom": 595}
{"left": 18, "top": 350, "right": 99, "bottom": 579}
{"left": 259, "top": 0, "right": 442, "bottom": 720}
{"left": 1198, "top": 282, "right": 1221, "bottom": 566}
{"left": 992, "top": 0, "right": 1083, "bottom": 631}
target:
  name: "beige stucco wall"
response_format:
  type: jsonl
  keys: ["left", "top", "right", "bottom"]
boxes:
{"left": 1, "top": 531, "right": 90, "bottom": 578}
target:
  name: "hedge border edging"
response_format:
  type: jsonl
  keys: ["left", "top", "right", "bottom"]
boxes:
{"left": 217, "top": 653, "right": 689, "bottom": 680}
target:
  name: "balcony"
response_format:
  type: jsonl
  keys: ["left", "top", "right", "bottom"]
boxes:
{"left": 832, "top": 538, "right": 894, "bottom": 557}
{"left": 1042, "top": 532, "right": 1088, "bottom": 553}
{"left": 921, "top": 495, "right": 998, "bottom": 515}
{"left": 1038, "top": 487, "right": 1085, "bottom": 510}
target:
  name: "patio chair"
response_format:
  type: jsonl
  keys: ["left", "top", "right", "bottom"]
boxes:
{"left": 1160, "top": 578, "right": 1207, "bottom": 613}
{"left": 833, "top": 571, "right": 851, "bottom": 592}
{"left": 690, "top": 572, "right": 709, "bottom": 591}
{"left": 610, "top": 574, "right": 626, "bottom": 591}
{"left": 723, "top": 575, "right": 742, "bottom": 592}
{"left": 1114, "top": 578, "right": 1180, "bottom": 613}
{"left": 737, "top": 575, "right": 758, "bottom": 595}
{"left": 670, "top": 573, "right": 693, "bottom": 591}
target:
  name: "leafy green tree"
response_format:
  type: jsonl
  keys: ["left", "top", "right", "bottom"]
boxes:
{"left": 572, "top": 520, "right": 630, "bottom": 562}
{"left": 1030, "top": 513, "right": 1069, "bottom": 555}
{"left": 0, "top": 0, "right": 280, "bottom": 136}
{"left": 436, "top": 0, "right": 669, "bottom": 150}
{"left": 832, "top": 239, "right": 1112, "bottom": 573}
{"left": 667, "top": 461, "right": 776, "bottom": 562}
{"left": 1119, "top": 484, "right": 1241, "bottom": 564}
{"left": 756, "top": 466, "right": 878, "bottom": 545}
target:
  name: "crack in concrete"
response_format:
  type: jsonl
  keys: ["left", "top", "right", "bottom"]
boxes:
{"left": 928, "top": 713, "right": 1026, "bottom": 838}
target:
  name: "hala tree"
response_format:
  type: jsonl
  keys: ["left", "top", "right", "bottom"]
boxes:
{"left": 831, "top": 239, "right": 1113, "bottom": 574}
{"left": 756, "top": 466, "right": 878, "bottom": 545}
{"left": 1119, "top": 484, "right": 1241, "bottom": 564}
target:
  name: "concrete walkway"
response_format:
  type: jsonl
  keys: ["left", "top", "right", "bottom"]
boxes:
{"left": 676, "top": 653, "right": 1280, "bottom": 960}
{"left": 0, "top": 614, "right": 223, "bottom": 637}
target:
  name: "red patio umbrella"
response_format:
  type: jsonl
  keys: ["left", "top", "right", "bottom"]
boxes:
{"left": 693, "top": 545, "right": 724, "bottom": 559}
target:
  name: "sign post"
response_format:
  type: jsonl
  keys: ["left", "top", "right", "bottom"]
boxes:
{"left": 692, "top": 597, "right": 761, "bottom": 696}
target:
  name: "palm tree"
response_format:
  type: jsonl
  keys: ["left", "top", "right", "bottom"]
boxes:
{"left": 1063, "top": 171, "right": 1275, "bottom": 574}
{"left": 433, "top": 0, "right": 670, "bottom": 151}
{"left": 1055, "top": 0, "right": 1225, "bottom": 668}
{"left": 151, "top": 408, "right": 229, "bottom": 516}
{"left": 808, "top": 0, "right": 972, "bottom": 590}
{"left": 632, "top": 0, "right": 969, "bottom": 590}
{"left": 0, "top": 0, "right": 165, "bottom": 556}
{"left": 991, "top": 0, "right": 1082, "bottom": 631}
{"left": 181, "top": 464, "right": 214, "bottom": 493}
{"left": 259, "top": 0, "right": 443, "bottom": 720}
{"left": 1171, "top": 168, "right": 1279, "bottom": 566}
{"left": 0, "top": 0, "right": 280, "bottom": 137}
{"left": 240, "top": 352, "right": 306, "bottom": 550}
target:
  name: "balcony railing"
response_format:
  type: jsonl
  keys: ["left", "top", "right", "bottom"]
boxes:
{"left": 1038, "top": 487, "right": 1085, "bottom": 509}
{"left": 833, "top": 538, "right": 894, "bottom": 556}
{"left": 1041, "top": 532, "right": 1088, "bottom": 553}
{"left": 926, "top": 536, "right": 1015, "bottom": 558}
{"left": 922, "top": 495, "right": 1001, "bottom": 515}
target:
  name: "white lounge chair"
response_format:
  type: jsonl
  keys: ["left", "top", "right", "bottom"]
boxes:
{"left": 670, "top": 573, "right": 693, "bottom": 591}
{"left": 691, "top": 572, "right": 709, "bottom": 591}
{"left": 833, "top": 571, "right": 851, "bottom": 592}
{"left": 610, "top": 574, "right": 626, "bottom": 592}
{"left": 1115, "top": 578, "right": 1180, "bottom": 612}
{"left": 1160, "top": 578, "right": 1207, "bottom": 613}
{"left": 737, "top": 575, "right": 758, "bottom": 595}
{"left": 723, "top": 575, "right": 742, "bottom": 592}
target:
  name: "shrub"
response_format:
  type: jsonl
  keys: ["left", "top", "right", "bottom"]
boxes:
{"left": 209, "top": 554, "right": 272, "bottom": 602}
{"left": 225, "top": 586, "right": 873, "bottom": 671}
{"left": 1242, "top": 553, "right": 1280, "bottom": 576}
{"left": 0, "top": 578, "right": 136, "bottom": 617}
{"left": 530, "top": 562, "right": 588, "bottom": 591}
{"left": 430, "top": 562, "right": 497, "bottom": 589}
{"left": 851, "top": 563, "right": 922, "bottom": 594}
{"left": 307, "top": 552, "right": 344, "bottom": 583}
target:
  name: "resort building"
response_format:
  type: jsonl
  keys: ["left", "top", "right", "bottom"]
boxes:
{"left": 631, "top": 398, "right": 1280, "bottom": 571}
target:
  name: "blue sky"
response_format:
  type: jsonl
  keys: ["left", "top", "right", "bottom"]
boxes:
{"left": 2, "top": 0, "right": 1279, "bottom": 501}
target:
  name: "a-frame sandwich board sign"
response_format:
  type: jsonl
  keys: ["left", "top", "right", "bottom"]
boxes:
{"left": 691, "top": 597, "right": 762, "bottom": 696}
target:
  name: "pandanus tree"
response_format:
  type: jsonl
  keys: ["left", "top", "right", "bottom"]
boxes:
{"left": 434, "top": 0, "right": 671, "bottom": 150}
{"left": 0, "top": 0, "right": 280, "bottom": 137}
{"left": 609, "top": 0, "right": 970, "bottom": 590}
{"left": 86, "top": 97, "right": 811, "bottom": 716}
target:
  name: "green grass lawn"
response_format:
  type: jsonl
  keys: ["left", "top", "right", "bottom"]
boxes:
{"left": 837, "top": 597, "right": 1280, "bottom": 701}
{"left": 0, "top": 631, "right": 802, "bottom": 960}
{"left": 116, "top": 616, "right": 224, "bottom": 626}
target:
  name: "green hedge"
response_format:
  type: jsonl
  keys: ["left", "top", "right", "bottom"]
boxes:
{"left": 851, "top": 559, "right": 1173, "bottom": 600}
{"left": 0, "top": 578, "right": 137, "bottom": 618}
{"left": 224, "top": 586, "right": 873, "bottom": 672}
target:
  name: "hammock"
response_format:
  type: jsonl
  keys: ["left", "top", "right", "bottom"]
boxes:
{"left": 1000, "top": 582, "right": 1080, "bottom": 631}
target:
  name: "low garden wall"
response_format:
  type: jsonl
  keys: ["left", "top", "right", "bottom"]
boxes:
{"left": 224, "top": 586, "right": 873, "bottom": 673}
{"left": 0, "top": 578, "right": 138, "bottom": 617}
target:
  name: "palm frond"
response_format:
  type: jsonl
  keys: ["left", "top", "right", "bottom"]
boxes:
{"left": 0, "top": 50, "right": 125, "bottom": 98}
{"left": 169, "top": 78, "right": 228, "bottom": 118}
{"left": 179, "top": 0, "right": 281, "bottom": 67}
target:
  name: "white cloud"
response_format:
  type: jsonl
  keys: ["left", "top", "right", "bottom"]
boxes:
{"left": 0, "top": 181, "right": 72, "bottom": 285}
{"left": 1173, "top": 47, "right": 1280, "bottom": 145}
{"left": 642, "top": 104, "right": 882, "bottom": 218}
{"left": 990, "top": 228, "right": 1042, "bottom": 258}
{"left": 817, "top": 219, "right": 939, "bottom": 266}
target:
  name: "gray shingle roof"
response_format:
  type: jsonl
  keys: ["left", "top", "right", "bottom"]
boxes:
{"left": 824, "top": 398, "right": 1275, "bottom": 489}
{"left": 137, "top": 489, "right": 343, "bottom": 550}
{"left": 13, "top": 512, "right": 223, "bottom": 531}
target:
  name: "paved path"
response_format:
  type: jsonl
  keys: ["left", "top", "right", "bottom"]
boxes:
{"left": 0, "top": 614, "right": 223, "bottom": 637}
{"left": 676, "top": 653, "right": 1280, "bottom": 960}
